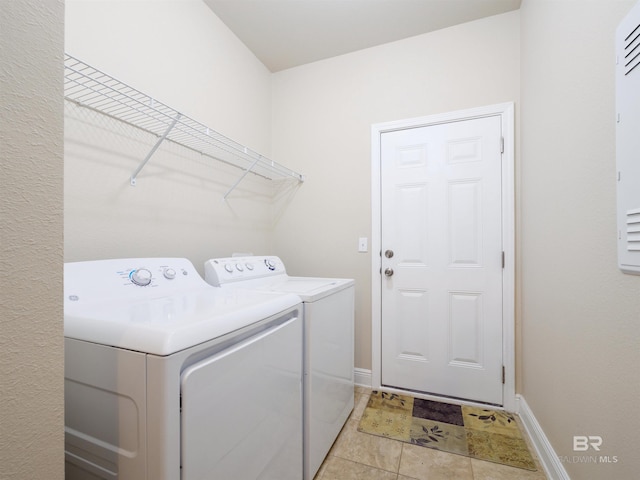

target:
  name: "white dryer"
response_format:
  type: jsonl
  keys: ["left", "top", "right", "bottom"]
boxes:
{"left": 204, "top": 256, "right": 354, "bottom": 480}
{"left": 64, "top": 258, "right": 303, "bottom": 480}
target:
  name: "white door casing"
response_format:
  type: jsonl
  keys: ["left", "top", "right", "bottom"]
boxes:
{"left": 371, "top": 103, "right": 515, "bottom": 410}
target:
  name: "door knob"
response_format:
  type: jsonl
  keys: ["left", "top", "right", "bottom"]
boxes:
{"left": 384, "top": 268, "right": 394, "bottom": 277}
{"left": 385, "top": 249, "right": 394, "bottom": 258}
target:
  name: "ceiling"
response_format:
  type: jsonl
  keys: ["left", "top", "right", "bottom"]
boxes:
{"left": 204, "top": 0, "right": 522, "bottom": 72}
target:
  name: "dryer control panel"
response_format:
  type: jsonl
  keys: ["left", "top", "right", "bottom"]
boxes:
{"left": 204, "top": 256, "right": 286, "bottom": 286}
{"left": 64, "top": 257, "right": 207, "bottom": 306}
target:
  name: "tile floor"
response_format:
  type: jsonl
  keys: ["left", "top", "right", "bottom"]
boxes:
{"left": 313, "top": 387, "right": 549, "bottom": 480}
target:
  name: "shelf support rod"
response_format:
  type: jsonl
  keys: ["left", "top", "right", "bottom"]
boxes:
{"left": 223, "top": 155, "right": 261, "bottom": 200}
{"left": 130, "top": 113, "right": 182, "bottom": 186}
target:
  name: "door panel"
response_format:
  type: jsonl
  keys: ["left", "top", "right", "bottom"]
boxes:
{"left": 394, "top": 183, "right": 429, "bottom": 264}
{"left": 449, "top": 180, "right": 481, "bottom": 265}
{"left": 380, "top": 116, "right": 503, "bottom": 405}
{"left": 396, "top": 288, "right": 430, "bottom": 362}
{"left": 449, "top": 291, "right": 483, "bottom": 366}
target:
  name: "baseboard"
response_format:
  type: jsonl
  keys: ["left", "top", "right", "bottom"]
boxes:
{"left": 354, "top": 368, "right": 372, "bottom": 388}
{"left": 516, "top": 394, "right": 570, "bottom": 480}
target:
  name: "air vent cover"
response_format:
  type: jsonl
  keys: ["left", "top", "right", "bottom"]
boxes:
{"left": 617, "top": 0, "right": 640, "bottom": 274}
{"left": 623, "top": 22, "right": 640, "bottom": 75}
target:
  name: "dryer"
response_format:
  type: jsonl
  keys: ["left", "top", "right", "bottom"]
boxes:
{"left": 204, "top": 256, "right": 354, "bottom": 480}
{"left": 64, "top": 258, "right": 303, "bottom": 480}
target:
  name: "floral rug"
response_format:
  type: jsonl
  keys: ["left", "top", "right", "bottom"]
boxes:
{"left": 357, "top": 391, "right": 537, "bottom": 471}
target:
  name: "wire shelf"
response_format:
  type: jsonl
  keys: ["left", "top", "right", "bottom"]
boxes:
{"left": 64, "top": 53, "right": 304, "bottom": 195}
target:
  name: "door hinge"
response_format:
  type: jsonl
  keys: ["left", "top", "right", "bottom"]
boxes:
{"left": 501, "top": 251, "right": 505, "bottom": 268}
{"left": 500, "top": 137, "right": 504, "bottom": 154}
{"left": 502, "top": 366, "right": 506, "bottom": 384}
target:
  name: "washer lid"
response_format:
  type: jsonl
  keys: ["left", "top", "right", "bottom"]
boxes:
{"left": 204, "top": 256, "right": 354, "bottom": 301}
{"left": 256, "top": 276, "right": 354, "bottom": 302}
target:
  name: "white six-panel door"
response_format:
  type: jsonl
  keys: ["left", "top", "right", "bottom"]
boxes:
{"left": 380, "top": 115, "right": 504, "bottom": 405}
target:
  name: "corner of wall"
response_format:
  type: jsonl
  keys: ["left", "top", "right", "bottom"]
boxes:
{"left": 516, "top": 395, "right": 570, "bottom": 480}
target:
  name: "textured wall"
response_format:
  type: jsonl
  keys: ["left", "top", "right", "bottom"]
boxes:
{"left": 0, "top": 1, "right": 65, "bottom": 479}
{"left": 520, "top": 0, "right": 640, "bottom": 477}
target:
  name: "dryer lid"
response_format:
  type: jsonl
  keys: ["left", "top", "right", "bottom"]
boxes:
{"left": 64, "top": 258, "right": 301, "bottom": 355}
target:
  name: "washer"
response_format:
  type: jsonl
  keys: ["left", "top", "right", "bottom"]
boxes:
{"left": 64, "top": 258, "right": 303, "bottom": 480}
{"left": 204, "top": 256, "right": 354, "bottom": 480}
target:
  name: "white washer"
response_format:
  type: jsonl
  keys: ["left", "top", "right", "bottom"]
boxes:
{"left": 64, "top": 258, "right": 303, "bottom": 480}
{"left": 204, "top": 256, "right": 354, "bottom": 480}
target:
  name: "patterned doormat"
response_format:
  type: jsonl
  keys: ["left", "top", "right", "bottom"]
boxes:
{"left": 357, "top": 391, "right": 537, "bottom": 471}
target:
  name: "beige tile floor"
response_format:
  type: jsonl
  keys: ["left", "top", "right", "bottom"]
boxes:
{"left": 313, "top": 387, "right": 549, "bottom": 480}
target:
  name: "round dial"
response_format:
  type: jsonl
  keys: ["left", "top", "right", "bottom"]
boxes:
{"left": 245, "top": 263, "right": 254, "bottom": 271}
{"left": 130, "top": 268, "right": 152, "bottom": 286}
{"left": 265, "top": 259, "right": 276, "bottom": 271}
{"left": 163, "top": 268, "right": 176, "bottom": 280}
{"left": 224, "top": 264, "right": 234, "bottom": 273}
{"left": 235, "top": 263, "right": 244, "bottom": 272}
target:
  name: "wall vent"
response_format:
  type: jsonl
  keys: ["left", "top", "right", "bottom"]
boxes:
{"left": 624, "top": 21, "right": 640, "bottom": 75}
{"left": 626, "top": 209, "right": 640, "bottom": 252}
{"left": 617, "top": 1, "right": 640, "bottom": 274}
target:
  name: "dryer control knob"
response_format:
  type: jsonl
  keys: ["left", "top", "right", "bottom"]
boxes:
{"left": 235, "top": 263, "right": 244, "bottom": 272}
{"left": 163, "top": 268, "right": 176, "bottom": 280}
{"left": 224, "top": 264, "right": 234, "bottom": 273}
{"left": 265, "top": 259, "right": 276, "bottom": 271}
{"left": 130, "top": 268, "right": 152, "bottom": 286}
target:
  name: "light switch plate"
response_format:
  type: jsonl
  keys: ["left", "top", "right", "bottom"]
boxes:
{"left": 358, "top": 237, "right": 368, "bottom": 253}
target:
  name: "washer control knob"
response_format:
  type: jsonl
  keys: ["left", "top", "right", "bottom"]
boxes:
{"left": 265, "top": 259, "right": 276, "bottom": 271}
{"left": 163, "top": 268, "right": 176, "bottom": 280}
{"left": 235, "top": 263, "right": 244, "bottom": 272}
{"left": 130, "top": 268, "right": 152, "bottom": 286}
{"left": 245, "top": 263, "right": 254, "bottom": 271}
{"left": 224, "top": 264, "right": 234, "bottom": 273}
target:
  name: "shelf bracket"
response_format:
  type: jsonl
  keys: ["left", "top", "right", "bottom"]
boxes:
{"left": 130, "top": 113, "right": 182, "bottom": 186}
{"left": 222, "top": 155, "right": 261, "bottom": 200}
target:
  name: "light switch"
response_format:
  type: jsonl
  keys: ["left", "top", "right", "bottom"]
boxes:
{"left": 358, "top": 237, "right": 368, "bottom": 253}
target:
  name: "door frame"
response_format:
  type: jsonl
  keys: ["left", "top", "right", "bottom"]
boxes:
{"left": 371, "top": 102, "right": 515, "bottom": 411}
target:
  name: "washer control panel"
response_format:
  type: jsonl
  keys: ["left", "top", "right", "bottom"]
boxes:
{"left": 204, "top": 256, "right": 286, "bottom": 286}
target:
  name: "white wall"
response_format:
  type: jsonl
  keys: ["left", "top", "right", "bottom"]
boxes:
{"left": 520, "top": 0, "right": 640, "bottom": 477}
{"left": 272, "top": 11, "right": 521, "bottom": 371}
{"left": 0, "top": 1, "right": 64, "bottom": 478}
{"left": 64, "top": 0, "right": 276, "bottom": 271}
